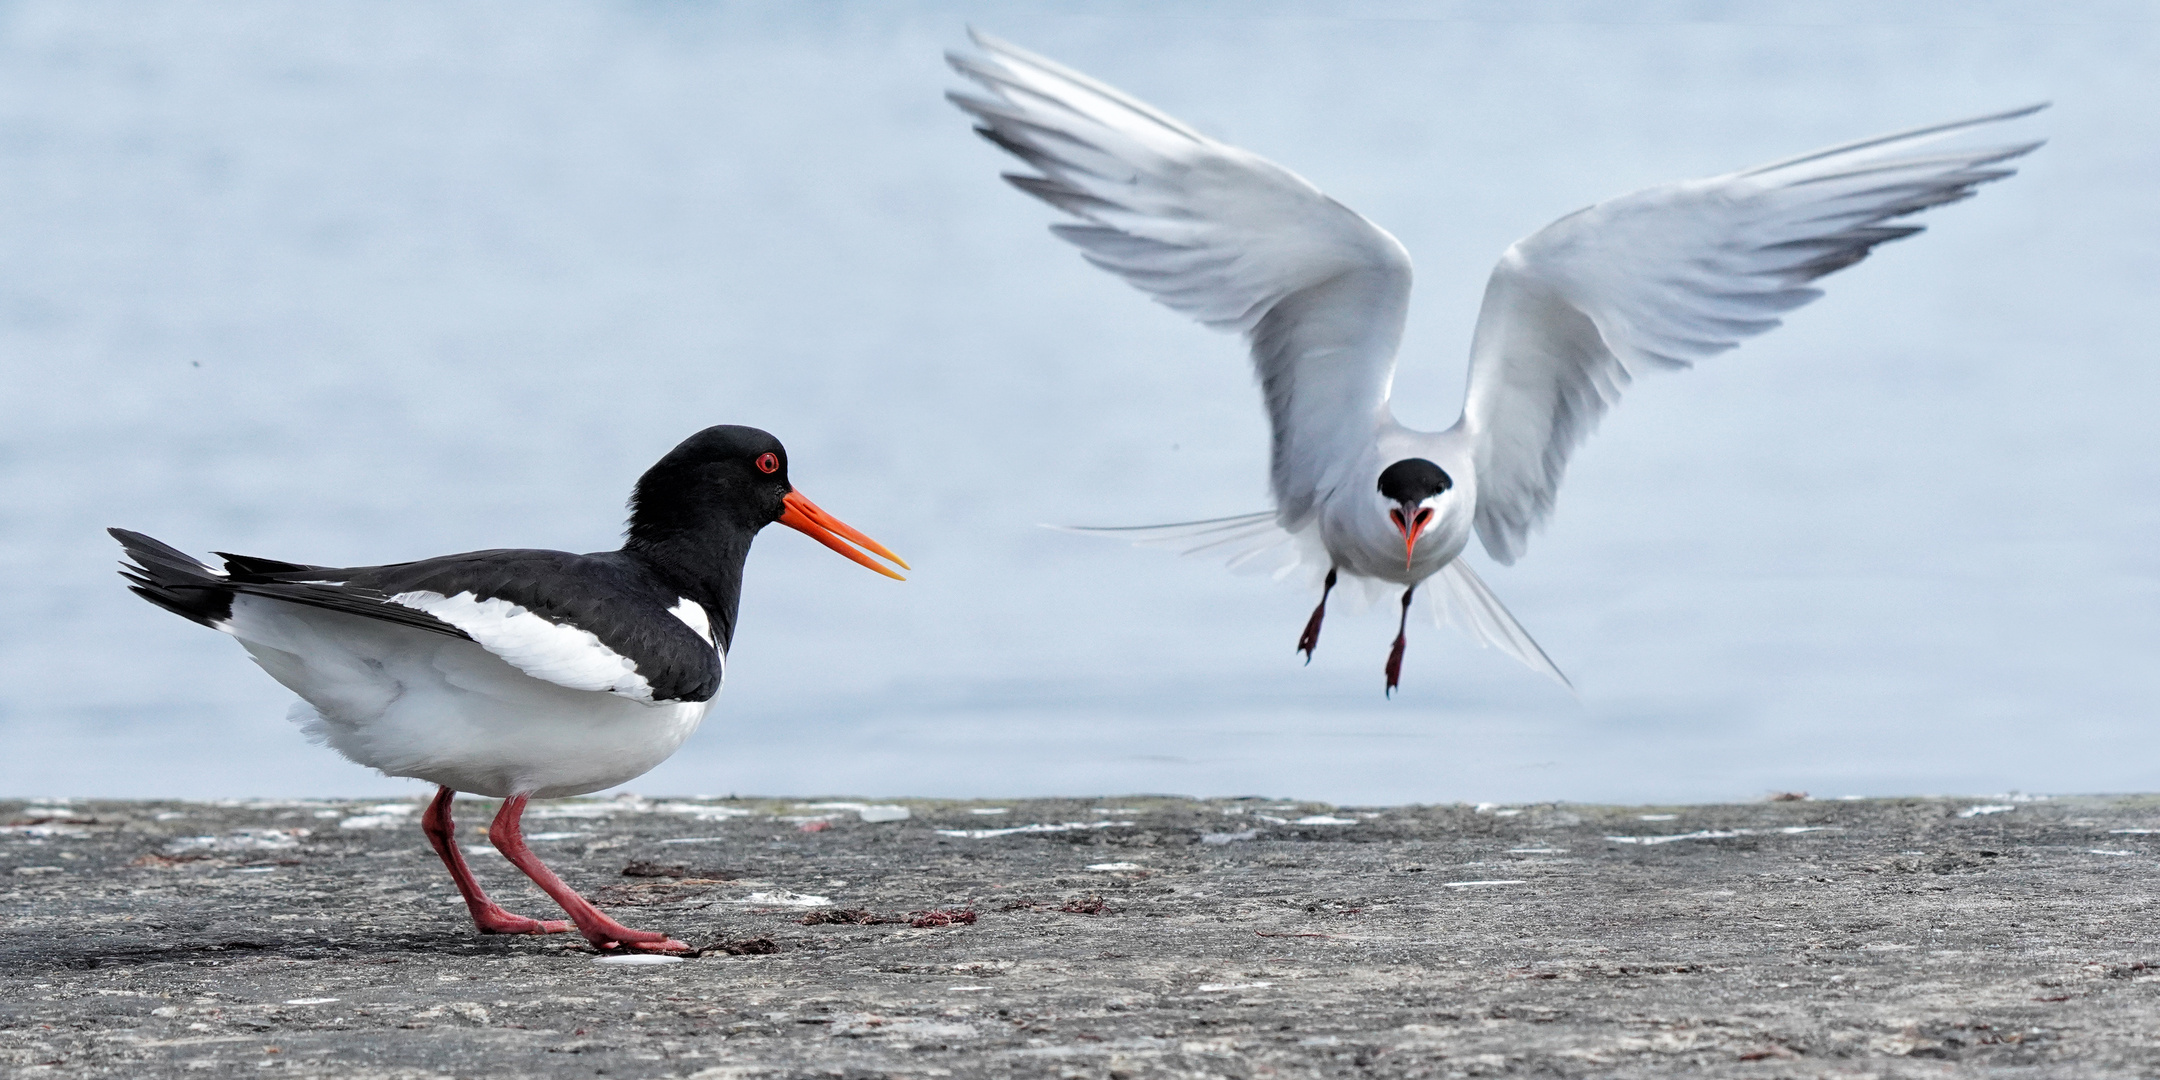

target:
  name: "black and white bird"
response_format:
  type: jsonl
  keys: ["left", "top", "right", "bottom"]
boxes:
{"left": 112, "top": 425, "right": 905, "bottom": 952}
{"left": 947, "top": 31, "right": 2043, "bottom": 694}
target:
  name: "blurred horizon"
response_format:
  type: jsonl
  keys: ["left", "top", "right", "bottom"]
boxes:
{"left": 2, "top": 1, "right": 2154, "bottom": 805}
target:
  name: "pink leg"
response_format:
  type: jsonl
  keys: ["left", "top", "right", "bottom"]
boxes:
{"left": 488, "top": 794, "right": 688, "bottom": 952}
{"left": 420, "top": 786, "right": 572, "bottom": 936}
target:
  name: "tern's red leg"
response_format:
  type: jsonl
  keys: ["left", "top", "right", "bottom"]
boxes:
{"left": 487, "top": 794, "right": 689, "bottom": 953}
{"left": 1297, "top": 568, "right": 1340, "bottom": 663}
{"left": 1384, "top": 585, "right": 1417, "bottom": 697}
{"left": 420, "top": 786, "right": 572, "bottom": 936}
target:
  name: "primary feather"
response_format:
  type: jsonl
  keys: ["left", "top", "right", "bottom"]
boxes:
{"left": 1461, "top": 106, "right": 2046, "bottom": 563}
{"left": 951, "top": 29, "right": 1415, "bottom": 527}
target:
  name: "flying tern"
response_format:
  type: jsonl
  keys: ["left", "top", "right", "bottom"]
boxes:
{"left": 947, "top": 30, "right": 2042, "bottom": 694}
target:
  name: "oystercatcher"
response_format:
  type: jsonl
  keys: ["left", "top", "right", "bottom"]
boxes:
{"left": 948, "top": 30, "right": 2042, "bottom": 694}
{"left": 112, "top": 425, "right": 906, "bottom": 952}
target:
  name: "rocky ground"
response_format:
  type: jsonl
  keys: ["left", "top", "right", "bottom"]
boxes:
{"left": 5, "top": 792, "right": 2160, "bottom": 1078}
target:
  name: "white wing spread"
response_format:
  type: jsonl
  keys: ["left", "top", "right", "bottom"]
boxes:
{"left": 948, "top": 30, "right": 1413, "bottom": 524}
{"left": 956, "top": 31, "right": 2038, "bottom": 688}
{"left": 1461, "top": 107, "right": 2044, "bottom": 564}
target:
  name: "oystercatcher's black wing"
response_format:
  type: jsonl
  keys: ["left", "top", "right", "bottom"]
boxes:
{"left": 112, "top": 529, "right": 723, "bottom": 703}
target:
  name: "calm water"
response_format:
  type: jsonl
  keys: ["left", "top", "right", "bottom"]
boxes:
{"left": 3, "top": 2, "right": 2155, "bottom": 804}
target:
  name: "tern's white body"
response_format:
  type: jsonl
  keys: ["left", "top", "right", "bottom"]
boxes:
{"left": 226, "top": 594, "right": 711, "bottom": 798}
{"left": 950, "top": 32, "right": 2041, "bottom": 685}
{"left": 1316, "top": 424, "right": 1477, "bottom": 585}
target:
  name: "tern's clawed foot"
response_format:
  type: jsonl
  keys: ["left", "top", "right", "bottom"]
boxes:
{"left": 1384, "top": 585, "right": 1416, "bottom": 697}
{"left": 1297, "top": 568, "right": 1340, "bottom": 663}
{"left": 1296, "top": 605, "right": 1326, "bottom": 662}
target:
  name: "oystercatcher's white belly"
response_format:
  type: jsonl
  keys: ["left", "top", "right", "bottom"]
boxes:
{"left": 223, "top": 595, "right": 711, "bottom": 798}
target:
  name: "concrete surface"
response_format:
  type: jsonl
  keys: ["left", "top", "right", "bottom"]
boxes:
{"left": 5, "top": 793, "right": 2160, "bottom": 1078}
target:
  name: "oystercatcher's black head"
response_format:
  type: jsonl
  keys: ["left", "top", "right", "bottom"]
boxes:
{"left": 628, "top": 425, "right": 793, "bottom": 541}
{"left": 627, "top": 425, "right": 907, "bottom": 580}
{"left": 1377, "top": 458, "right": 1453, "bottom": 571}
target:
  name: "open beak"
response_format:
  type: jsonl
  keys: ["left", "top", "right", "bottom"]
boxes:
{"left": 778, "top": 490, "right": 909, "bottom": 580}
{"left": 1388, "top": 502, "right": 1433, "bottom": 571}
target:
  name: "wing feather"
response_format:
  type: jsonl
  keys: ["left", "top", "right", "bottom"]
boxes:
{"left": 1460, "top": 106, "right": 2044, "bottom": 563}
{"left": 950, "top": 30, "right": 1414, "bottom": 524}
{"left": 111, "top": 529, "right": 720, "bottom": 704}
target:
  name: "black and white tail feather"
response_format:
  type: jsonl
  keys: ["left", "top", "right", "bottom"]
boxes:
{"left": 1057, "top": 516, "right": 1571, "bottom": 687}
{"left": 112, "top": 527, "right": 726, "bottom": 706}
{"left": 113, "top": 528, "right": 474, "bottom": 642}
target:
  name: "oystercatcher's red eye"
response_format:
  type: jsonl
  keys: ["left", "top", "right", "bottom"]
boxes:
{"left": 755, "top": 452, "right": 779, "bottom": 474}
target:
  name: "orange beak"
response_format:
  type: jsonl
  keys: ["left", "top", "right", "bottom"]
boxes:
{"left": 1388, "top": 504, "right": 1434, "bottom": 571}
{"left": 778, "top": 490, "right": 909, "bottom": 580}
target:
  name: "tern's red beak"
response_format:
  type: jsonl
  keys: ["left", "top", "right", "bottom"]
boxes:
{"left": 1388, "top": 503, "right": 1434, "bottom": 571}
{"left": 778, "top": 490, "right": 909, "bottom": 580}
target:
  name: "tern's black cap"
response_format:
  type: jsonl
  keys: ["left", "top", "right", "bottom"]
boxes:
{"left": 1378, "top": 458, "right": 1452, "bottom": 502}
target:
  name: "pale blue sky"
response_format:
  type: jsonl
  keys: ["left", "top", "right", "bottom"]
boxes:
{"left": 2, "top": 1, "right": 2152, "bottom": 802}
